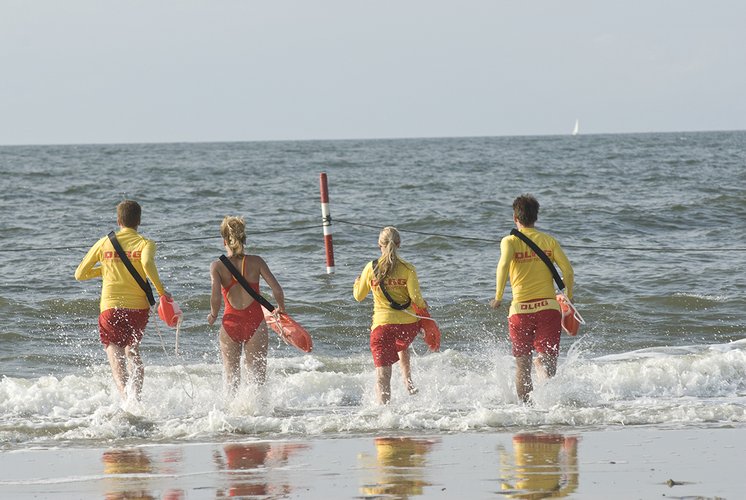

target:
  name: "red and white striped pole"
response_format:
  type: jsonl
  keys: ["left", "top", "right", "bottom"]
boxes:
{"left": 319, "top": 172, "right": 335, "bottom": 274}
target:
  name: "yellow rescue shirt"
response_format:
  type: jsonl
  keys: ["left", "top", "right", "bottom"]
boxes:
{"left": 353, "top": 258, "right": 427, "bottom": 330}
{"left": 75, "top": 228, "right": 166, "bottom": 312}
{"left": 495, "top": 227, "right": 574, "bottom": 316}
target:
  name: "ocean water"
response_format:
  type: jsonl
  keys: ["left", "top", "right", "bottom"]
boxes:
{"left": 1, "top": 132, "right": 745, "bottom": 449}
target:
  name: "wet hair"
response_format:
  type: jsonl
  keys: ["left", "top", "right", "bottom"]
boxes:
{"left": 220, "top": 216, "right": 246, "bottom": 256}
{"left": 512, "top": 194, "right": 539, "bottom": 226}
{"left": 117, "top": 200, "right": 141, "bottom": 228}
{"left": 375, "top": 226, "right": 401, "bottom": 280}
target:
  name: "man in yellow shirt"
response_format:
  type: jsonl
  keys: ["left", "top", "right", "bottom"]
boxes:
{"left": 75, "top": 200, "right": 169, "bottom": 400}
{"left": 490, "top": 195, "right": 574, "bottom": 403}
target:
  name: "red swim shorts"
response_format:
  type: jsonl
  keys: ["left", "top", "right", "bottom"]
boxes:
{"left": 508, "top": 309, "right": 561, "bottom": 358}
{"left": 98, "top": 308, "right": 149, "bottom": 348}
{"left": 370, "top": 322, "right": 421, "bottom": 367}
{"left": 222, "top": 300, "right": 265, "bottom": 343}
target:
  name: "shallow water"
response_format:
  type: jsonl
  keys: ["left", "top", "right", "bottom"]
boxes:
{"left": 1, "top": 132, "right": 745, "bottom": 449}
{"left": 1, "top": 430, "right": 743, "bottom": 499}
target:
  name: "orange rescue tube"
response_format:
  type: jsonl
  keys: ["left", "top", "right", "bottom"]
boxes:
{"left": 262, "top": 307, "right": 313, "bottom": 353}
{"left": 556, "top": 294, "right": 581, "bottom": 336}
{"left": 412, "top": 305, "right": 441, "bottom": 352}
{"left": 158, "top": 296, "right": 182, "bottom": 327}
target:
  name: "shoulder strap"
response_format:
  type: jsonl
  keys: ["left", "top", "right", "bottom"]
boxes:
{"left": 372, "top": 259, "right": 411, "bottom": 311}
{"left": 107, "top": 231, "right": 156, "bottom": 306}
{"left": 509, "top": 229, "right": 565, "bottom": 291}
{"left": 219, "top": 255, "right": 275, "bottom": 312}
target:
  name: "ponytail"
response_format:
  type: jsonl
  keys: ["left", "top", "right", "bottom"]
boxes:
{"left": 220, "top": 216, "right": 246, "bottom": 256}
{"left": 375, "top": 226, "right": 401, "bottom": 280}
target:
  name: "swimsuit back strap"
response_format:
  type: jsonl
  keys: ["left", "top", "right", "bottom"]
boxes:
{"left": 219, "top": 255, "right": 275, "bottom": 312}
{"left": 224, "top": 256, "right": 247, "bottom": 291}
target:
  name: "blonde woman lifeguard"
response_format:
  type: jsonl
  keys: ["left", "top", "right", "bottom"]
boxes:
{"left": 354, "top": 227, "right": 429, "bottom": 404}
{"left": 208, "top": 216, "right": 285, "bottom": 393}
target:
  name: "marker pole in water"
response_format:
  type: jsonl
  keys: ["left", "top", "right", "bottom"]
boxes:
{"left": 320, "top": 172, "right": 335, "bottom": 274}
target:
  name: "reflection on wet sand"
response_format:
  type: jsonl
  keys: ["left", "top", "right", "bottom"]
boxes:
{"left": 359, "top": 437, "right": 439, "bottom": 499}
{"left": 213, "top": 442, "right": 308, "bottom": 498}
{"left": 102, "top": 448, "right": 183, "bottom": 500}
{"left": 499, "top": 433, "right": 579, "bottom": 499}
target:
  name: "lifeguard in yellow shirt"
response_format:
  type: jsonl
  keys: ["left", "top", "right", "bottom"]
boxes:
{"left": 490, "top": 195, "right": 574, "bottom": 403}
{"left": 354, "top": 227, "right": 428, "bottom": 404}
{"left": 75, "top": 200, "right": 169, "bottom": 401}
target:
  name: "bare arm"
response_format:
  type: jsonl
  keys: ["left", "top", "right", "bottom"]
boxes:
{"left": 207, "top": 261, "right": 223, "bottom": 325}
{"left": 258, "top": 257, "right": 285, "bottom": 313}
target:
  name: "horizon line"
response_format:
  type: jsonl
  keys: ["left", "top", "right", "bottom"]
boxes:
{"left": 0, "top": 128, "right": 743, "bottom": 148}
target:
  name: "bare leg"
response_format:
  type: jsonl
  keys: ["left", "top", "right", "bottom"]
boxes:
{"left": 106, "top": 344, "right": 128, "bottom": 399}
{"left": 244, "top": 323, "right": 269, "bottom": 385}
{"left": 397, "top": 348, "right": 417, "bottom": 394}
{"left": 534, "top": 352, "right": 557, "bottom": 381}
{"left": 514, "top": 355, "right": 533, "bottom": 403}
{"left": 219, "top": 328, "right": 242, "bottom": 394}
{"left": 124, "top": 344, "right": 144, "bottom": 400}
{"left": 376, "top": 366, "right": 393, "bottom": 404}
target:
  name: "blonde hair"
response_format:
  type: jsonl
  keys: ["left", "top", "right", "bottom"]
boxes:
{"left": 375, "top": 226, "right": 401, "bottom": 280}
{"left": 220, "top": 216, "right": 246, "bottom": 256}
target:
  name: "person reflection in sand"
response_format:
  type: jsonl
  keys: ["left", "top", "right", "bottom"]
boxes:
{"left": 359, "top": 437, "right": 437, "bottom": 498}
{"left": 499, "top": 433, "right": 578, "bottom": 499}
{"left": 102, "top": 449, "right": 183, "bottom": 500}
{"left": 213, "top": 442, "right": 307, "bottom": 498}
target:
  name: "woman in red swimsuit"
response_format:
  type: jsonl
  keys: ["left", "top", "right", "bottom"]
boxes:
{"left": 207, "top": 216, "right": 286, "bottom": 392}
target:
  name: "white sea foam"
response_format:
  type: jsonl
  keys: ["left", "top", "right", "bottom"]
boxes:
{"left": 673, "top": 292, "right": 730, "bottom": 302}
{"left": 2, "top": 340, "right": 746, "bottom": 447}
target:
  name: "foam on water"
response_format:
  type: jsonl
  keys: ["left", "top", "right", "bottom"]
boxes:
{"left": 2, "top": 339, "right": 746, "bottom": 448}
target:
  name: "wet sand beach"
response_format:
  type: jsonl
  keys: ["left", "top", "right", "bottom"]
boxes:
{"left": 1, "top": 426, "right": 742, "bottom": 499}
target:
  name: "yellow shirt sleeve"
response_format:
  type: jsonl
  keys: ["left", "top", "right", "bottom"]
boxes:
{"left": 495, "top": 236, "right": 512, "bottom": 302}
{"left": 75, "top": 236, "right": 106, "bottom": 281}
{"left": 406, "top": 267, "right": 427, "bottom": 310}
{"left": 552, "top": 244, "right": 574, "bottom": 300}
{"left": 140, "top": 239, "right": 165, "bottom": 296}
{"left": 353, "top": 262, "right": 373, "bottom": 302}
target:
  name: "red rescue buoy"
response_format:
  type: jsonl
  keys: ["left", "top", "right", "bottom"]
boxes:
{"left": 262, "top": 307, "right": 313, "bottom": 353}
{"left": 556, "top": 293, "right": 582, "bottom": 336}
{"left": 158, "top": 296, "right": 182, "bottom": 328}
{"left": 412, "top": 304, "right": 441, "bottom": 352}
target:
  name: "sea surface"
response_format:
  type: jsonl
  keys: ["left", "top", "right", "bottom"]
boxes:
{"left": 1, "top": 131, "right": 745, "bottom": 450}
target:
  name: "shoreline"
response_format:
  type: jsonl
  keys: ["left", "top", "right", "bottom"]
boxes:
{"left": 1, "top": 426, "right": 742, "bottom": 499}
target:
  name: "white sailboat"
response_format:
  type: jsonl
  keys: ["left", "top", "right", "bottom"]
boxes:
{"left": 571, "top": 119, "right": 579, "bottom": 136}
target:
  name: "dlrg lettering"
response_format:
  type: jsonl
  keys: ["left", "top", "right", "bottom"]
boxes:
{"left": 371, "top": 278, "right": 407, "bottom": 288}
{"left": 519, "top": 300, "right": 549, "bottom": 311}
{"left": 515, "top": 249, "right": 553, "bottom": 261}
{"left": 103, "top": 250, "right": 142, "bottom": 260}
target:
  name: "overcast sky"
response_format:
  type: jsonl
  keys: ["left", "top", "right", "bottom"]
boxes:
{"left": 1, "top": 1, "right": 744, "bottom": 145}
